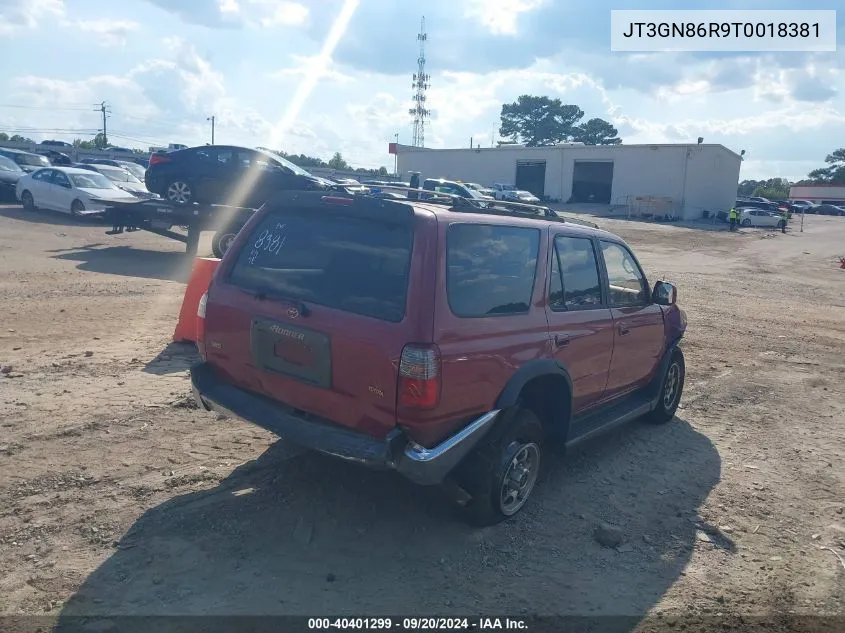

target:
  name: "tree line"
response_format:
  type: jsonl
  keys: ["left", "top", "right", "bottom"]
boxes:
{"left": 739, "top": 148, "right": 845, "bottom": 199}
{"left": 498, "top": 95, "right": 622, "bottom": 146}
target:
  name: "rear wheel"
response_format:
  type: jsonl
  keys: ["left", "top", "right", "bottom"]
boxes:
{"left": 741, "top": 218, "right": 751, "bottom": 227}
{"left": 211, "top": 225, "right": 243, "bottom": 259}
{"left": 70, "top": 199, "right": 85, "bottom": 217}
{"left": 455, "top": 408, "right": 544, "bottom": 526}
{"left": 21, "top": 190, "right": 35, "bottom": 211}
{"left": 165, "top": 180, "right": 193, "bottom": 204}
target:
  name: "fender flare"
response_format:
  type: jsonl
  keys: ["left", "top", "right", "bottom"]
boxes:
{"left": 495, "top": 358, "right": 574, "bottom": 412}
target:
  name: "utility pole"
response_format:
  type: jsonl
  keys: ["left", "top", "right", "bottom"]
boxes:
{"left": 93, "top": 101, "right": 110, "bottom": 148}
{"left": 207, "top": 116, "right": 215, "bottom": 144}
{"left": 394, "top": 132, "right": 399, "bottom": 177}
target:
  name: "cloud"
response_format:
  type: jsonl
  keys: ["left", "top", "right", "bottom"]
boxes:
{"left": 463, "top": 0, "right": 547, "bottom": 36}
{"left": 0, "top": 0, "right": 64, "bottom": 35}
{"left": 73, "top": 18, "right": 140, "bottom": 47}
{"left": 268, "top": 54, "right": 353, "bottom": 84}
{"left": 142, "top": 0, "right": 308, "bottom": 29}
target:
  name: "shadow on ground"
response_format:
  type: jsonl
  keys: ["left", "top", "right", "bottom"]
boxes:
{"left": 0, "top": 204, "right": 110, "bottom": 228}
{"left": 143, "top": 342, "right": 199, "bottom": 376}
{"left": 53, "top": 413, "right": 721, "bottom": 631}
{"left": 48, "top": 245, "right": 193, "bottom": 282}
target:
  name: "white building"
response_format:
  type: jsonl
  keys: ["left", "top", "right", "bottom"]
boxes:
{"left": 393, "top": 142, "right": 742, "bottom": 220}
{"left": 788, "top": 185, "right": 845, "bottom": 204}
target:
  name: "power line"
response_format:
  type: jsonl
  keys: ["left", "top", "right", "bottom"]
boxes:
{"left": 0, "top": 103, "right": 95, "bottom": 112}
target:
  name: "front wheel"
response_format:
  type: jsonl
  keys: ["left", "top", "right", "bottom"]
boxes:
{"left": 741, "top": 219, "right": 751, "bottom": 227}
{"left": 648, "top": 348, "right": 685, "bottom": 424}
{"left": 70, "top": 199, "right": 85, "bottom": 217}
{"left": 21, "top": 190, "right": 35, "bottom": 210}
{"left": 455, "top": 408, "right": 544, "bottom": 526}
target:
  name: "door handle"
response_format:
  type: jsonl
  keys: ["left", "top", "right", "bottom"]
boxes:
{"left": 618, "top": 325, "right": 630, "bottom": 336}
{"left": 554, "top": 334, "right": 570, "bottom": 348}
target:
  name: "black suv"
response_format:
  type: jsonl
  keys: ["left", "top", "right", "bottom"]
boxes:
{"left": 145, "top": 145, "right": 338, "bottom": 207}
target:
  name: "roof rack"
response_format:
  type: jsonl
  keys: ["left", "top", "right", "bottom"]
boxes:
{"left": 349, "top": 184, "right": 599, "bottom": 228}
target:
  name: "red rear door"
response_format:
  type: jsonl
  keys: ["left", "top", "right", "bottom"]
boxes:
{"left": 203, "top": 200, "right": 435, "bottom": 439}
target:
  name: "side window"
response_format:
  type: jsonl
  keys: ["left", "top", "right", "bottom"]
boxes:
{"left": 51, "top": 171, "right": 71, "bottom": 187}
{"left": 32, "top": 170, "right": 53, "bottom": 182}
{"left": 600, "top": 241, "right": 649, "bottom": 307}
{"left": 550, "top": 236, "right": 603, "bottom": 310}
{"left": 446, "top": 224, "right": 540, "bottom": 317}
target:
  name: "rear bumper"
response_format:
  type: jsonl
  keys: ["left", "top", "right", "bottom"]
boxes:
{"left": 190, "top": 362, "right": 499, "bottom": 486}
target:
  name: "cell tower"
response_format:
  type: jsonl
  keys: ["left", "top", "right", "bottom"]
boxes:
{"left": 409, "top": 16, "right": 430, "bottom": 147}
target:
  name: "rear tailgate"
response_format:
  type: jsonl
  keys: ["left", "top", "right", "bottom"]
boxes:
{"left": 203, "top": 197, "right": 435, "bottom": 439}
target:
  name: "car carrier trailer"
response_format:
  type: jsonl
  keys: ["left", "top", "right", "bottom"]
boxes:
{"left": 103, "top": 199, "right": 257, "bottom": 258}
{"left": 103, "top": 187, "right": 597, "bottom": 258}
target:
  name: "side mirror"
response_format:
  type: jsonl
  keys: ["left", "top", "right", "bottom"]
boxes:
{"left": 652, "top": 280, "right": 677, "bottom": 306}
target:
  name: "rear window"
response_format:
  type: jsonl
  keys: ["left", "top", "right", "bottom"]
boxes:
{"left": 227, "top": 211, "right": 413, "bottom": 322}
{"left": 446, "top": 224, "right": 540, "bottom": 317}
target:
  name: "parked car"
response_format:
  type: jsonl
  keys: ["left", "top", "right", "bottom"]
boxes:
{"left": 813, "top": 203, "right": 845, "bottom": 216}
{"left": 491, "top": 183, "right": 517, "bottom": 200}
{"left": 735, "top": 198, "right": 777, "bottom": 213}
{"left": 738, "top": 208, "right": 785, "bottom": 228}
{"left": 0, "top": 148, "right": 51, "bottom": 173}
{"left": 84, "top": 158, "right": 146, "bottom": 180}
{"left": 39, "top": 140, "right": 73, "bottom": 148}
{"left": 788, "top": 200, "right": 815, "bottom": 212}
{"left": 144, "top": 145, "right": 338, "bottom": 207}
{"left": 421, "top": 178, "right": 493, "bottom": 201}
{"left": 35, "top": 149, "right": 73, "bottom": 166}
{"left": 464, "top": 182, "right": 495, "bottom": 197}
{"left": 16, "top": 166, "right": 138, "bottom": 216}
{"left": 502, "top": 189, "right": 542, "bottom": 204}
{"left": 0, "top": 155, "right": 25, "bottom": 197}
{"left": 190, "top": 191, "right": 687, "bottom": 525}
{"left": 74, "top": 163, "right": 157, "bottom": 199}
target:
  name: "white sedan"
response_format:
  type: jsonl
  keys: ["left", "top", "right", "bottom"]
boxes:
{"left": 502, "top": 189, "right": 542, "bottom": 204}
{"left": 16, "top": 166, "right": 139, "bottom": 216}
{"left": 739, "top": 207, "right": 785, "bottom": 228}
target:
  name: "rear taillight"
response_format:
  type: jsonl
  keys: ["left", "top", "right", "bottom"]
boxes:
{"left": 398, "top": 345, "right": 441, "bottom": 408}
{"left": 148, "top": 153, "right": 170, "bottom": 166}
{"left": 196, "top": 292, "right": 208, "bottom": 361}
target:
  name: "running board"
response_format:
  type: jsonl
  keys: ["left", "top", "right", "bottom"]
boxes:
{"left": 566, "top": 391, "right": 654, "bottom": 448}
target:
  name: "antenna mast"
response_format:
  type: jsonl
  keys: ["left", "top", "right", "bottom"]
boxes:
{"left": 409, "top": 16, "right": 430, "bottom": 147}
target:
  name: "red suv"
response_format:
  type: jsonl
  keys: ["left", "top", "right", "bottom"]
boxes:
{"left": 191, "top": 191, "right": 687, "bottom": 525}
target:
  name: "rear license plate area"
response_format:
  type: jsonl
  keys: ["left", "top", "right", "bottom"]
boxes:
{"left": 250, "top": 317, "right": 331, "bottom": 388}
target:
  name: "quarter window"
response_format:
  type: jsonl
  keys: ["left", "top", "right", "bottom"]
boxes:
{"left": 446, "top": 224, "right": 540, "bottom": 317}
{"left": 600, "top": 241, "right": 649, "bottom": 307}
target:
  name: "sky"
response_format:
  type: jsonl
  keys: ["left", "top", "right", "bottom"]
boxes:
{"left": 0, "top": 0, "right": 842, "bottom": 181}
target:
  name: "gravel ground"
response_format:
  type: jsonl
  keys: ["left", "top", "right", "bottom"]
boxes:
{"left": 0, "top": 202, "right": 842, "bottom": 632}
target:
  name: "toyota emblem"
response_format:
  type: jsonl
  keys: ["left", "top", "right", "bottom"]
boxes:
{"left": 287, "top": 307, "right": 300, "bottom": 319}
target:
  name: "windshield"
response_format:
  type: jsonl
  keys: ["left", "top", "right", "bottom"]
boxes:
{"left": 14, "top": 153, "right": 50, "bottom": 167}
{"left": 0, "top": 156, "right": 23, "bottom": 172}
{"left": 256, "top": 149, "right": 312, "bottom": 177}
{"left": 119, "top": 162, "right": 146, "bottom": 179}
{"left": 70, "top": 172, "right": 116, "bottom": 189}
{"left": 96, "top": 166, "right": 142, "bottom": 183}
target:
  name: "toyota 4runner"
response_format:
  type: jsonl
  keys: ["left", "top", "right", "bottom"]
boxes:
{"left": 190, "top": 191, "right": 687, "bottom": 525}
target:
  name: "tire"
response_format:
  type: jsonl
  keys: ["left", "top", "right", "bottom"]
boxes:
{"left": 211, "top": 225, "right": 243, "bottom": 259}
{"left": 165, "top": 180, "right": 193, "bottom": 204}
{"left": 648, "top": 348, "right": 685, "bottom": 424}
{"left": 70, "top": 199, "right": 85, "bottom": 217}
{"left": 741, "top": 219, "right": 751, "bottom": 227}
{"left": 20, "top": 190, "right": 35, "bottom": 211}
{"left": 455, "top": 408, "right": 544, "bottom": 526}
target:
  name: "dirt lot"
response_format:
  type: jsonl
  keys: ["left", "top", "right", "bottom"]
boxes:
{"left": 0, "top": 203, "right": 843, "bottom": 630}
